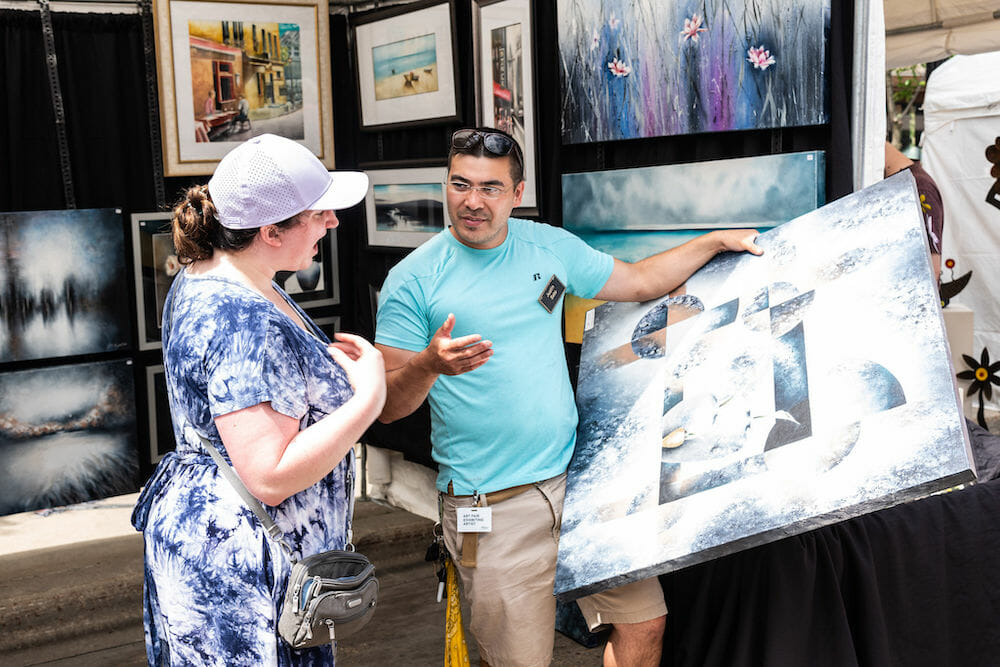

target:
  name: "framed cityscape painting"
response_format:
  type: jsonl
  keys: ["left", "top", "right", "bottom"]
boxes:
{"left": 365, "top": 167, "right": 448, "bottom": 248}
{"left": 154, "top": 0, "right": 335, "bottom": 175}
{"left": 557, "top": 0, "right": 830, "bottom": 143}
{"left": 0, "top": 208, "right": 131, "bottom": 364}
{"left": 475, "top": 0, "right": 539, "bottom": 215}
{"left": 0, "top": 359, "right": 139, "bottom": 516}
{"left": 352, "top": 0, "right": 460, "bottom": 130}
{"left": 555, "top": 172, "right": 974, "bottom": 600}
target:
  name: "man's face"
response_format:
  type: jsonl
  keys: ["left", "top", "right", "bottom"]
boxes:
{"left": 446, "top": 153, "right": 524, "bottom": 250}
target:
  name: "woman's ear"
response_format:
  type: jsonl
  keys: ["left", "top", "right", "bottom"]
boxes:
{"left": 259, "top": 224, "right": 282, "bottom": 247}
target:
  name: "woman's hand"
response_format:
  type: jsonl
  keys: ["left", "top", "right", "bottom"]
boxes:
{"left": 327, "top": 333, "right": 387, "bottom": 410}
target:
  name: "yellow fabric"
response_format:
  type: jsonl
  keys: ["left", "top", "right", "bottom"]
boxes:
{"left": 444, "top": 558, "right": 470, "bottom": 667}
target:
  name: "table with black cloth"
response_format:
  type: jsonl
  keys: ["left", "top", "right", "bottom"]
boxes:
{"left": 658, "top": 473, "right": 1000, "bottom": 666}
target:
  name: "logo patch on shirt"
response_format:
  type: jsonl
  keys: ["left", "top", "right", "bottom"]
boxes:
{"left": 538, "top": 275, "right": 566, "bottom": 313}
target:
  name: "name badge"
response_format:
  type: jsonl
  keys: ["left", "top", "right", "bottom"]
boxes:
{"left": 538, "top": 275, "right": 566, "bottom": 313}
{"left": 456, "top": 506, "right": 492, "bottom": 533}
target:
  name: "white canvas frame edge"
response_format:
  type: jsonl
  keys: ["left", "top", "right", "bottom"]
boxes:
{"left": 364, "top": 166, "right": 449, "bottom": 248}
{"left": 353, "top": 1, "right": 458, "bottom": 128}
{"left": 474, "top": 0, "right": 539, "bottom": 214}
{"left": 131, "top": 212, "right": 173, "bottom": 351}
{"left": 153, "top": 0, "right": 334, "bottom": 176}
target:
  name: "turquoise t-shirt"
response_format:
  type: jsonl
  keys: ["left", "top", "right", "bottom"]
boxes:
{"left": 376, "top": 218, "right": 614, "bottom": 495}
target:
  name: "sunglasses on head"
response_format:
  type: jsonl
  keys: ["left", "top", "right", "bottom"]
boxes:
{"left": 451, "top": 129, "right": 523, "bottom": 169}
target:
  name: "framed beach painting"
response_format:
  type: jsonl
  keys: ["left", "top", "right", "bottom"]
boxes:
{"left": 557, "top": 0, "right": 830, "bottom": 143}
{"left": 474, "top": 0, "right": 539, "bottom": 215}
{"left": 352, "top": 0, "right": 460, "bottom": 130}
{"left": 0, "top": 208, "right": 131, "bottom": 364}
{"left": 154, "top": 0, "right": 335, "bottom": 175}
{"left": 364, "top": 167, "right": 448, "bottom": 249}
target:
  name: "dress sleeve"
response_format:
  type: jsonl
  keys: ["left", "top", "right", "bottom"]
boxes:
{"left": 203, "top": 315, "right": 308, "bottom": 420}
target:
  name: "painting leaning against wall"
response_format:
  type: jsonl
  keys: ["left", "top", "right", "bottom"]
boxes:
{"left": 0, "top": 359, "right": 139, "bottom": 517}
{"left": 557, "top": 0, "right": 830, "bottom": 144}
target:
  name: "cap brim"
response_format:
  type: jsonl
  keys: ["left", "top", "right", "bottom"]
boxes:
{"left": 308, "top": 171, "right": 370, "bottom": 211}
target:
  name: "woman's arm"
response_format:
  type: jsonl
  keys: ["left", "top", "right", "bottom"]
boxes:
{"left": 215, "top": 333, "right": 386, "bottom": 506}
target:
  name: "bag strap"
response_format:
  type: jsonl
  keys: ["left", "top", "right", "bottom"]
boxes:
{"left": 202, "top": 436, "right": 297, "bottom": 561}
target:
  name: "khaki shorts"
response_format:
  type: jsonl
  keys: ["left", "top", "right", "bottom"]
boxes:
{"left": 440, "top": 473, "right": 666, "bottom": 666}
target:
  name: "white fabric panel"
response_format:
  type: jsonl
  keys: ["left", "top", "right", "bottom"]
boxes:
{"left": 921, "top": 52, "right": 1000, "bottom": 410}
{"left": 856, "top": 0, "right": 887, "bottom": 190}
{"left": 886, "top": 21, "right": 1000, "bottom": 68}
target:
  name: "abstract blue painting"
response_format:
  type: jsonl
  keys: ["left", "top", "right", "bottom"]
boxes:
{"left": 555, "top": 171, "right": 974, "bottom": 599}
{"left": 558, "top": 0, "right": 830, "bottom": 144}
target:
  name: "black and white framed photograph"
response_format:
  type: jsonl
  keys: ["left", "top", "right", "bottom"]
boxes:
{"left": 0, "top": 208, "right": 131, "bottom": 364}
{"left": 352, "top": 0, "right": 460, "bottom": 130}
{"left": 475, "top": 0, "right": 539, "bottom": 215}
{"left": 131, "top": 212, "right": 178, "bottom": 351}
{"left": 145, "top": 364, "right": 176, "bottom": 465}
{"left": 0, "top": 359, "right": 139, "bottom": 516}
{"left": 364, "top": 167, "right": 448, "bottom": 248}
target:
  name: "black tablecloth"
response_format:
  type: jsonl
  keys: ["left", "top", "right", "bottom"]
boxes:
{"left": 660, "top": 476, "right": 1000, "bottom": 666}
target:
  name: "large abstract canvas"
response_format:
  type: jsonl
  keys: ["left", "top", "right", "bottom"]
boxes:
{"left": 0, "top": 209, "right": 131, "bottom": 363}
{"left": 0, "top": 359, "right": 139, "bottom": 516}
{"left": 558, "top": 0, "right": 830, "bottom": 144}
{"left": 555, "top": 172, "right": 974, "bottom": 600}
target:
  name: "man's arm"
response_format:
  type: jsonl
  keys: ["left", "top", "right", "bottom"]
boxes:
{"left": 595, "top": 229, "right": 762, "bottom": 302}
{"left": 376, "top": 313, "right": 493, "bottom": 423}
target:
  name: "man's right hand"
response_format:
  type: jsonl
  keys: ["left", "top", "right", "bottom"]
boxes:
{"left": 420, "top": 313, "right": 493, "bottom": 376}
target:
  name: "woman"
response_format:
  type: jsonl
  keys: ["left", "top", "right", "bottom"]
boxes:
{"left": 132, "top": 134, "right": 384, "bottom": 665}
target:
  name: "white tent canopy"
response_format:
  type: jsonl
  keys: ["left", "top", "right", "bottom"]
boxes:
{"left": 885, "top": 0, "right": 1000, "bottom": 68}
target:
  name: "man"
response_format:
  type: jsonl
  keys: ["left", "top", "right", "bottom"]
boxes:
{"left": 375, "top": 128, "right": 761, "bottom": 666}
{"left": 884, "top": 141, "right": 944, "bottom": 283}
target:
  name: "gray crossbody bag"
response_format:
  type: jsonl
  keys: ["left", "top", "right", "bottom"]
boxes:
{"left": 204, "top": 439, "right": 379, "bottom": 649}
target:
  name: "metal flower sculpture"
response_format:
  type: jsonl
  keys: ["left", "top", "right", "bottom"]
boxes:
{"left": 957, "top": 346, "right": 1000, "bottom": 429}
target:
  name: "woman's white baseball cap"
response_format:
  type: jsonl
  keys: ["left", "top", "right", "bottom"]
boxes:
{"left": 208, "top": 134, "right": 369, "bottom": 230}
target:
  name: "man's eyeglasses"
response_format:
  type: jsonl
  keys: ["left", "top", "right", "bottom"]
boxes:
{"left": 451, "top": 129, "right": 523, "bottom": 171}
{"left": 447, "top": 181, "right": 510, "bottom": 200}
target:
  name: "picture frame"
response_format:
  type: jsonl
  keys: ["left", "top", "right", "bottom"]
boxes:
{"left": 131, "top": 211, "right": 340, "bottom": 352}
{"left": 146, "top": 364, "right": 176, "bottom": 465}
{"left": 153, "top": 0, "right": 335, "bottom": 176}
{"left": 131, "top": 212, "right": 177, "bottom": 351}
{"left": 364, "top": 167, "right": 448, "bottom": 248}
{"left": 352, "top": 0, "right": 460, "bottom": 130}
{"left": 474, "top": 0, "right": 539, "bottom": 215}
{"left": 311, "top": 315, "right": 341, "bottom": 341}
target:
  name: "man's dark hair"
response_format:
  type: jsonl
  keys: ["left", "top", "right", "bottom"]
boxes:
{"left": 447, "top": 127, "right": 524, "bottom": 185}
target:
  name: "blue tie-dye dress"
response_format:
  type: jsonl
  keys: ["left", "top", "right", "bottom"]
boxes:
{"left": 132, "top": 271, "right": 354, "bottom": 666}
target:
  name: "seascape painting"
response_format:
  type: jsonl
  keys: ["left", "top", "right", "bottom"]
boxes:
{"left": 375, "top": 183, "right": 446, "bottom": 233}
{"left": 373, "top": 33, "right": 439, "bottom": 100}
{"left": 365, "top": 167, "right": 448, "bottom": 248}
{"left": 558, "top": 0, "right": 830, "bottom": 143}
{"left": 0, "top": 359, "right": 139, "bottom": 516}
{"left": 0, "top": 209, "right": 131, "bottom": 363}
{"left": 555, "top": 172, "right": 974, "bottom": 599}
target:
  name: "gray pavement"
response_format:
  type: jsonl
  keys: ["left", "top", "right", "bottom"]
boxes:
{"left": 0, "top": 499, "right": 603, "bottom": 666}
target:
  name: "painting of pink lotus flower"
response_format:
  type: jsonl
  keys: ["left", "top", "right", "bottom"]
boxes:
{"left": 558, "top": 0, "right": 829, "bottom": 143}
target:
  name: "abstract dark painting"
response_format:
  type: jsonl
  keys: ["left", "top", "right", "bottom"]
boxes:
{"left": 0, "top": 208, "right": 131, "bottom": 363}
{"left": 558, "top": 0, "right": 829, "bottom": 144}
{"left": 0, "top": 359, "right": 139, "bottom": 516}
{"left": 555, "top": 171, "right": 974, "bottom": 599}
